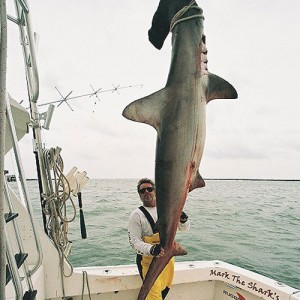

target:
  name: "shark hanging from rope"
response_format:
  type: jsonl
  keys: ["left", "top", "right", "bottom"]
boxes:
{"left": 122, "top": 0, "right": 238, "bottom": 299}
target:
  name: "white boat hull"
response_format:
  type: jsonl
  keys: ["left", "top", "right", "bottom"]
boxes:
{"left": 6, "top": 260, "right": 300, "bottom": 300}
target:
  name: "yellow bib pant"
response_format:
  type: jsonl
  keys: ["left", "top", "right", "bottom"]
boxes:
{"left": 136, "top": 233, "right": 175, "bottom": 300}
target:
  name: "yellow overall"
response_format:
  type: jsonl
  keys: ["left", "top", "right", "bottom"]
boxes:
{"left": 139, "top": 233, "right": 175, "bottom": 300}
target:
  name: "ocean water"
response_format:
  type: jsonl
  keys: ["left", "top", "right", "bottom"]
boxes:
{"left": 19, "top": 179, "right": 300, "bottom": 289}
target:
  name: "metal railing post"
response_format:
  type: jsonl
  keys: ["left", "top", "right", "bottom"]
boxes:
{"left": 0, "top": 0, "right": 8, "bottom": 297}
{"left": 6, "top": 95, "right": 43, "bottom": 275}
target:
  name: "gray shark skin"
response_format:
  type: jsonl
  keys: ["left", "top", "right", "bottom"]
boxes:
{"left": 122, "top": 3, "right": 237, "bottom": 299}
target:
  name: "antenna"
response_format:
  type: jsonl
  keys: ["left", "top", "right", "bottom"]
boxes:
{"left": 112, "top": 84, "right": 120, "bottom": 94}
{"left": 38, "top": 83, "right": 143, "bottom": 110}
{"left": 89, "top": 84, "right": 101, "bottom": 102}
{"left": 55, "top": 87, "right": 74, "bottom": 111}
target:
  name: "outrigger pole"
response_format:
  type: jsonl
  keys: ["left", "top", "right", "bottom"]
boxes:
{"left": 0, "top": 0, "right": 8, "bottom": 297}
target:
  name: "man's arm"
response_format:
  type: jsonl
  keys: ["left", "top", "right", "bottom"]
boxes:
{"left": 128, "top": 211, "right": 153, "bottom": 256}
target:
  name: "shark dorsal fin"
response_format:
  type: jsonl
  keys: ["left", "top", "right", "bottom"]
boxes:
{"left": 206, "top": 73, "right": 238, "bottom": 103}
{"left": 122, "top": 88, "right": 167, "bottom": 131}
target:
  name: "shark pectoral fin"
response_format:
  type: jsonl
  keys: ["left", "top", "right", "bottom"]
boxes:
{"left": 122, "top": 88, "right": 167, "bottom": 131}
{"left": 189, "top": 171, "right": 205, "bottom": 192}
{"left": 173, "top": 241, "right": 188, "bottom": 256}
{"left": 206, "top": 73, "right": 238, "bottom": 103}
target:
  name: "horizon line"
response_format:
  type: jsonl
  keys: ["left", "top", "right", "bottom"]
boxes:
{"left": 25, "top": 178, "right": 300, "bottom": 182}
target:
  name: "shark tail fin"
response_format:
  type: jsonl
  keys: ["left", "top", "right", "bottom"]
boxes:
{"left": 207, "top": 73, "right": 238, "bottom": 103}
{"left": 122, "top": 88, "right": 167, "bottom": 131}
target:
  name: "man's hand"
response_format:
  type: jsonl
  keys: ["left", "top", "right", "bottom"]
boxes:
{"left": 180, "top": 211, "right": 188, "bottom": 223}
{"left": 150, "top": 244, "right": 165, "bottom": 257}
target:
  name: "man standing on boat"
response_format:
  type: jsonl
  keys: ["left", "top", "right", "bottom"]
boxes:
{"left": 128, "top": 178, "right": 190, "bottom": 299}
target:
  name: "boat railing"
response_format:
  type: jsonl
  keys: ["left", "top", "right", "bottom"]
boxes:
{"left": 4, "top": 0, "right": 43, "bottom": 280}
{"left": 0, "top": 0, "right": 9, "bottom": 297}
{"left": 4, "top": 177, "right": 35, "bottom": 299}
{"left": 4, "top": 225, "right": 24, "bottom": 300}
{"left": 5, "top": 94, "right": 43, "bottom": 275}
{"left": 9, "top": 0, "right": 39, "bottom": 103}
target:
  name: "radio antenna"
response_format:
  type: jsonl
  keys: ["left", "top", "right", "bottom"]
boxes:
{"left": 55, "top": 87, "right": 74, "bottom": 111}
{"left": 38, "top": 83, "right": 143, "bottom": 111}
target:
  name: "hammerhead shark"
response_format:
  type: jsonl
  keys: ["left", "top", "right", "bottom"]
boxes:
{"left": 123, "top": 0, "right": 238, "bottom": 299}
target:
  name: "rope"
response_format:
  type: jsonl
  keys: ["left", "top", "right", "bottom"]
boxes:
{"left": 42, "top": 147, "right": 76, "bottom": 280}
{"left": 81, "top": 271, "right": 91, "bottom": 300}
{"left": 170, "top": 0, "right": 204, "bottom": 32}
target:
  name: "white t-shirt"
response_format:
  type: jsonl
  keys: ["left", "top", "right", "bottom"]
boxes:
{"left": 128, "top": 206, "right": 190, "bottom": 256}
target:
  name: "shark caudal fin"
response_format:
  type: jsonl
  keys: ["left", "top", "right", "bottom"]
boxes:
{"left": 206, "top": 73, "right": 238, "bottom": 103}
{"left": 122, "top": 88, "right": 167, "bottom": 131}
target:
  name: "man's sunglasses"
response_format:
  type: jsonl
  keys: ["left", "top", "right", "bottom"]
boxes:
{"left": 139, "top": 187, "right": 154, "bottom": 194}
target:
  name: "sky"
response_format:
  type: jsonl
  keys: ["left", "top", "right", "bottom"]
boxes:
{"left": 5, "top": 0, "right": 300, "bottom": 180}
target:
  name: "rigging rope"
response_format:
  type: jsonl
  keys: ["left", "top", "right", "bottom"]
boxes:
{"left": 81, "top": 271, "right": 91, "bottom": 300}
{"left": 170, "top": 0, "right": 204, "bottom": 32}
{"left": 42, "top": 147, "right": 76, "bottom": 279}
